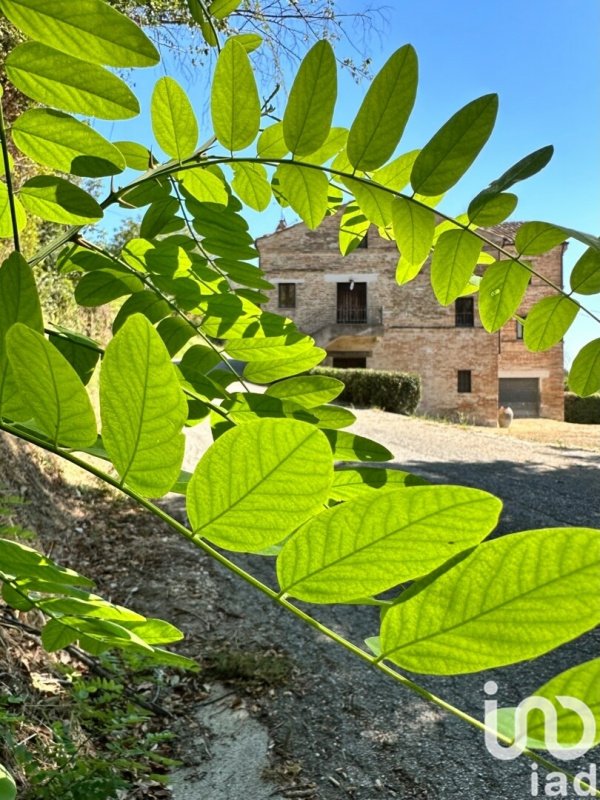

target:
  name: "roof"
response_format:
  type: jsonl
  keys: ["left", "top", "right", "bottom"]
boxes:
{"left": 258, "top": 212, "right": 523, "bottom": 244}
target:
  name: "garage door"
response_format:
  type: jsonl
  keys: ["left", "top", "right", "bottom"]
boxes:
{"left": 499, "top": 378, "right": 540, "bottom": 418}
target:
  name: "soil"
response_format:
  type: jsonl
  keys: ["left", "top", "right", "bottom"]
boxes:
{"left": 1, "top": 410, "right": 599, "bottom": 800}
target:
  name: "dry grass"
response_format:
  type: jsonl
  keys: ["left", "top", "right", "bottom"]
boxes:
{"left": 473, "top": 418, "right": 600, "bottom": 452}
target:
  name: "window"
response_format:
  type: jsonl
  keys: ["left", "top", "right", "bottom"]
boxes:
{"left": 455, "top": 297, "right": 474, "bottom": 327}
{"left": 332, "top": 357, "right": 367, "bottom": 368}
{"left": 278, "top": 283, "right": 296, "bottom": 308}
{"left": 457, "top": 370, "right": 472, "bottom": 393}
{"left": 516, "top": 318, "right": 525, "bottom": 340}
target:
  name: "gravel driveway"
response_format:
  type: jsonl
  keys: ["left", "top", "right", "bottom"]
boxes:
{"left": 169, "top": 409, "right": 600, "bottom": 800}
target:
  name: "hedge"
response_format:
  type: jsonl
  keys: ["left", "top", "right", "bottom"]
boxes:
{"left": 312, "top": 367, "right": 421, "bottom": 415}
{"left": 564, "top": 392, "right": 600, "bottom": 424}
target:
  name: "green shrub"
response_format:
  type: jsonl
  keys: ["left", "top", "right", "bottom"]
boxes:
{"left": 564, "top": 392, "right": 600, "bottom": 424}
{"left": 312, "top": 367, "right": 420, "bottom": 414}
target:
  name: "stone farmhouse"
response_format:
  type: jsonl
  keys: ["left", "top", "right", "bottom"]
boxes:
{"left": 257, "top": 216, "right": 565, "bottom": 426}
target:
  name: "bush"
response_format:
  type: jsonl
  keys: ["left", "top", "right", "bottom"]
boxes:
{"left": 564, "top": 392, "right": 600, "bottom": 424}
{"left": 313, "top": 367, "right": 421, "bottom": 414}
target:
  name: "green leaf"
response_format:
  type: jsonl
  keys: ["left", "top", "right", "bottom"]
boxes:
{"left": 467, "top": 192, "right": 517, "bottom": 226}
{"left": 323, "top": 429, "right": 393, "bottom": 462}
{"left": 0, "top": 763, "right": 16, "bottom": 800}
{"left": 0, "top": 538, "right": 93, "bottom": 586}
{"left": 11, "top": 109, "right": 126, "bottom": 177}
{"left": 524, "top": 295, "right": 578, "bottom": 352}
{"left": 515, "top": 221, "right": 566, "bottom": 255}
{"left": 265, "top": 376, "right": 344, "bottom": 408}
{"left": 283, "top": 40, "right": 337, "bottom": 157}
{"left": 493, "top": 658, "right": 600, "bottom": 751}
{"left": 0, "top": 0, "right": 159, "bottom": 67}
{"left": 330, "top": 467, "right": 428, "bottom": 501}
{"left": 226, "top": 333, "right": 325, "bottom": 383}
{"left": 231, "top": 33, "right": 262, "bottom": 53}
{"left": 231, "top": 162, "right": 271, "bottom": 211}
{"left": 278, "top": 485, "right": 501, "bottom": 603}
{"left": 275, "top": 164, "right": 329, "bottom": 229}
{"left": 568, "top": 338, "right": 600, "bottom": 396}
{"left": 187, "top": 418, "right": 333, "bottom": 552}
{"left": 6, "top": 42, "right": 140, "bottom": 120}
{"left": 211, "top": 38, "right": 260, "bottom": 151}
{"left": 484, "top": 145, "right": 554, "bottom": 194}
{"left": 41, "top": 618, "right": 79, "bottom": 651}
{"left": 112, "top": 291, "right": 170, "bottom": 334}
{"left": 0, "top": 253, "right": 43, "bottom": 420}
{"left": 380, "top": 527, "right": 600, "bottom": 674}
{"left": 347, "top": 179, "right": 392, "bottom": 228}
{"left": 156, "top": 316, "right": 196, "bottom": 357}
{"left": 303, "top": 127, "right": 348, "bottom": 166}
{"left": 140, "top": 197, "right": 183, "bottom": 240}
{"left": 49, "top": 328, "right": 101, "bottom": 385}
{"left": 151, "top": 77, "right": 198, "bottom": 161}
{"left": 430, "top": 229, "right": 482, "bottom": 305}
{"left": 395, "top": 256, "right": 424, "bottom": 286}
{"left": 209, "top": 0, "right": 241, "bottom": 18}
{"left": 373, "top": 149, "right": 419, "bottom": 191}
{"left": 114, "top": 140, "right": 155, "bottom": 171}
{"left": 6, "top": 324, "right": 97, "bottom": 448}
{"left": 347, "top": 45, "right": 417, "bottom": 171}
{"left": 411, "top": 94, "right": 498, "bottom": 196}
{"left": 100, "top": 314, "right": 188, "bottom": 497}
{"left": 257, "top": 121, "right": 288, "bottom": 158}
{"left": 339, "top": 204, "right": 369, "bottom": 256}
{"left": 178, "top": 168, "right": 228, "bottom": 205}
{"left": 391, "top": 197, "right": 435, "bottom": 267}
{"left": 478, "top": 259, "right": 531, "bottom": 332}
{"left": 19, "top": 176, "right": 103, "bottom": 225}
{"left": 74, "top": 270, "right": 144, "bottom": 307}
{"left": 570, "top": 247, "right": 600, "bottom": 295}
{"left": 0, "top": 183, "right": 26, "bottom": 239}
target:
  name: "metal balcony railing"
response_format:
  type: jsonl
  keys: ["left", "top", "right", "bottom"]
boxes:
{"left": 309, "top": 306, "right": 383, "bottom": 327}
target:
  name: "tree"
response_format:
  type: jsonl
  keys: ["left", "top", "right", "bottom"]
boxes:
{"left": 0, "top": 1, "right": 599, "bottom": 798}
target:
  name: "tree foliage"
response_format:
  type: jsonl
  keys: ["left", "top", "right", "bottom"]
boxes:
{"left": 0, "top": 0, "right": 599, "bottom": 794}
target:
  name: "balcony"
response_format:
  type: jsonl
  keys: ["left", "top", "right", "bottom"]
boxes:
{"left": 307, "top": 305, "right": 384, "bottom": 348}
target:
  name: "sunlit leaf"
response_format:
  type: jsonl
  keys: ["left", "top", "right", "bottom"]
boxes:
{"left": 283, "top": 40, "right": 337, "bottom": 157}
{"left": 257, "top": 121, "right": 288, "bottom": 159}
{"left": 570, "top": 247, "right": 600, "bottom": 295}
{"left": 323, "top": 429, "right": 393, "bottom": 462}
{"left": 19, "top": 176, "right": 103, "bottom": 225}
{"left": 467, "top": 192, "right": 517, "bottom": 226}
{"left": 391, "top": 196, "right": 435, "bottom": 267}
{"left": 0, "top": 183, "right": 26, "bottom": 239}
{"left": 231, "top": 162, "right": 271, "bottom": 211}
{"left": 114, "top": 141, "right": 155, "bottom": 171}
{"left": 211, "top": 38, "right": 260, "bottom": 151}
{"left": 6, "top": 324, "right": 97, "bottom": 448}
{"left": 524, "top": 295, "right": 578, "bottom": 352}
{"left": 347, "top": 45, "right": 417, "bottom": 171}
{"left": 339, "top": 203, "right": 369, "bottom": 255}
{"left": 0, "top": 0, "right": 159, "bottom": 67}
{"left": 275, "top": 164, "right": 329, "bottom": 229}
{"left": 11, "top": 109, "right": 126, "bottom": 177}
{"left": 568, "top": 338, "right": 600, "bottom": 397}
{"left": 515, "top": 221, "right": 566, "bottom": 256}
{"left": 187, "top": 418, "right": 333, "bottom": 552}
{"left": 152, "top": 77, "right": 199, "bottom": 161}
{"left": 478, "top": 259, "right": 531, "bottom": 332}
{"left": 430, "top": 228, "right": 482, "bottom": 305}
{"left": 178, "top": 168, "right": 228, "bottom": 205}
{"left": 380, "top": 528, "right": 600, "bottom": 674}
{"left": 411, "top": 94, "right": 498, "bottom": 196}
{"left": 278, "top": 485, "right": 501, "bottom": 603}
{"left": 266, "top": 376, "right": 344, "bottom": 408}
{"left": 330, "top": 466, "right": 428, "bottom": 501}
{"left": 100, "top": 314, "right": 187, "bottom": 497}
{"left": 6, "top": 42, "right": 140, "bottom": 120}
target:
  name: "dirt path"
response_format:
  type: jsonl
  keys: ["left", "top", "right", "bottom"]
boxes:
{"left": 11, "top": 411, "right": 597, "bottom": 799}
{"left": 156, "top": 411, "right": 599, "bottom": 799}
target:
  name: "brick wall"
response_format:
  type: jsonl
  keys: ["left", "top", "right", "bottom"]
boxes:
{"left": 258, "top": 216, "right": 565, "bottom": 425}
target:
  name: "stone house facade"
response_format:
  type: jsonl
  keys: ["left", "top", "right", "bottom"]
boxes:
{"left": 257, "top": 216, "right": 565, "bottom": 425}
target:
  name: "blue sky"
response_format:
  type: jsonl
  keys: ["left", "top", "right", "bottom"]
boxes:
{"left": 99, "top": 0, "right": 599, "bottom": 364}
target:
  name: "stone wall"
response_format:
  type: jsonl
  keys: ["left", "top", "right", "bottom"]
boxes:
{"left": 258, "top": 216, "right": 565, "bottom": 425}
